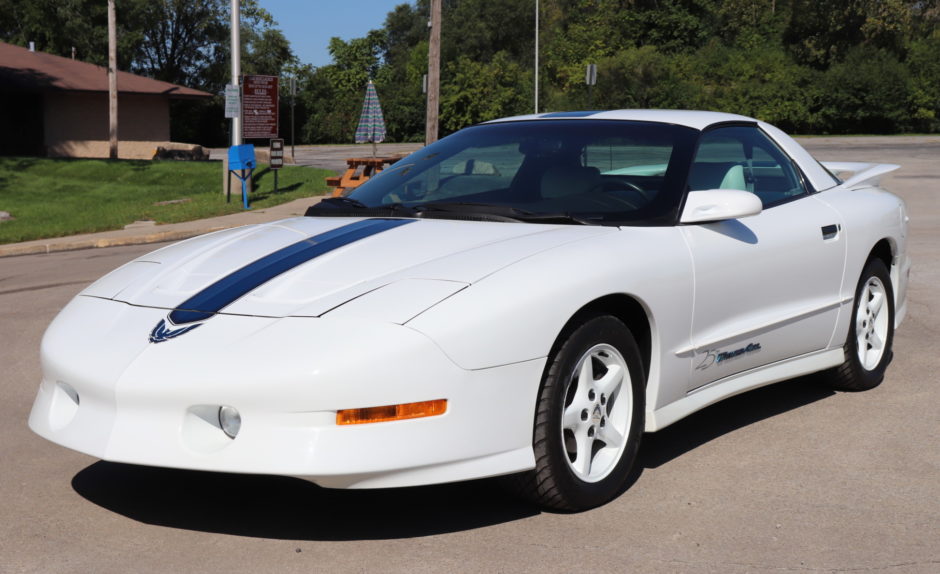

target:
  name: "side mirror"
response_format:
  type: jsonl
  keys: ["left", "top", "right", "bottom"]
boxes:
{"left": 680, "top": 189, "right": 762, "bottom": 224}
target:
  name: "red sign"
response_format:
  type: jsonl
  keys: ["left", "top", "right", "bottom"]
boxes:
{"left": 242, "top": 75, "right": 279, "bottom": 139}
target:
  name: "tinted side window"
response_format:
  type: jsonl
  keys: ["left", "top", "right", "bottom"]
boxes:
{"left": 689, "top": 126, "right": 807, "bottom": 207}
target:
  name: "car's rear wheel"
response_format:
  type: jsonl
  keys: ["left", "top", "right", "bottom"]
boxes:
{"left": 827, "top": 258, "right": 895, "bottom": 391}
{"left": 516, "top": 314, "right": 644, "bottom": 511}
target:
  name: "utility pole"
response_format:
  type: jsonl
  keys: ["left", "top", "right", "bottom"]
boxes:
{"left": 107, "top": 0, "right": 118, "bottom": 159}
{"left": 425, "top": 0, "right": 441, "bottom": 145}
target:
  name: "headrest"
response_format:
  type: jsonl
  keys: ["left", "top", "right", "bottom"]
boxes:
{"left": 688, "top": 162, "right": 747, "bottom": 191}
{"left": 719, "top": 164, "right": 746, "bottom": 190}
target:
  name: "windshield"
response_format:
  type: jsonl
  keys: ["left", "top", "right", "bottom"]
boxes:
{"left": 337, "top": 120, "right": 699, "bottom": 225}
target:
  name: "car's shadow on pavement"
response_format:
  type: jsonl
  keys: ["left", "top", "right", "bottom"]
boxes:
{"left": 639, "top": 374, "right": 834, "bottom": 469}
{"left": 71, "top": 464, "right": 535, "bottom": 540}
{"left": 71, "top": 375, "right": 834, "bottom": 540}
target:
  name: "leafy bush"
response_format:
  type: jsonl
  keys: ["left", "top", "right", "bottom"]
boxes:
{"left": 817, "top": 46, "right": 911, "bottom": 133}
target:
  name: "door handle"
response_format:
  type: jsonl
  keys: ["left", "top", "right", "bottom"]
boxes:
{"left": 821, "top": 224, "right": 840, "bottom": 240}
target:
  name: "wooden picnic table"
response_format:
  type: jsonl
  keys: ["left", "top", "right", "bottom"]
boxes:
{"left": 326, "top": 156, "right": 402, "bottom": 197}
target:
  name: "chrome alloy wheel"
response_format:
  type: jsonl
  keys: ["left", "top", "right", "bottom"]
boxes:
{"left": 561, "top": 343, "right": 632, "bottom": 483}
{"left": 856, "top": 275, "right": 890, "bottom": 370}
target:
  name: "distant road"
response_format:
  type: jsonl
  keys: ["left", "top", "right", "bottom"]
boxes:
{"left": 210, "top": 143, "right": 424, "bottom": 173}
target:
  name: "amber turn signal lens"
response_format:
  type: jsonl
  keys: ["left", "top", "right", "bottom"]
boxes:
{"left": 336, "top": 399, "right": 447, "bottom": 425}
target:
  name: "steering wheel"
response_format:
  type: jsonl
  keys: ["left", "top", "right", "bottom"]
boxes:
{"left": 590, "top": 180, "right": 652, "bottom": 208}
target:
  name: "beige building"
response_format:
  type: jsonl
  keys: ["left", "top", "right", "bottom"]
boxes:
{"left": 0, "top": 41, "right": 211, "bottom": 159}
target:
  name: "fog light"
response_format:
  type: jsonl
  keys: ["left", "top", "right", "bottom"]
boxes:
{"left": 218, "top": 406, "right": 241, "bottom": 438}
{"left": 336, "top": 399, "right": 447, "bottom": 425}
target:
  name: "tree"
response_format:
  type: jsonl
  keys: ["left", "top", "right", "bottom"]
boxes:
{"left": 440, "top": 51, "right": 530, "bottom": 132}
{"left": 712, "top": 0, "right": 786, "bottom": 49}
{"left": 907, "top": 35, "right": 940, "bottom": 132}
{"left": 126, "top": 0, "right": 229, "bottom": 89}
{"left": 783, "top": 0, "right": 917, "bottom": 69}
{"left": 686, "top": 40, "right": 818, "bottom": 132}
{"left": 440, "top": 0, "right": 535, "bottom": 64}
{"left": 242, "top": 28, "right": 296, "bottom": 77}
{"left": 300, "top": 32, "right": 385, "bottom": 144}
{"left": 126, "top": 0, "right": 276, "bottom": 92}
{"left": 1, "top": 0, "right": 279, "bottom": 93}
{"left": 817, "top": 45, "right": 911, "bottom": 133}
{"left": 630, "top": 0, "right": 713, "bottom": 54}
{"left": 373, "top": 2, "right": 428, "bottom": 141}
{"left": 0, "top": 0, "right": 138, "bottom": 67}
{"left": 556, "top": 46, "right": 699, "bottom": 111}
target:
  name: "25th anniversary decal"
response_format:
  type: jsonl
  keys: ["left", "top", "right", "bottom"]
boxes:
{"left": 695, "top": 342, "right": 762, "bottom": 370}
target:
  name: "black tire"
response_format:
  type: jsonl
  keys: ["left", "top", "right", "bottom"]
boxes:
{"left": 826, "top": 258, "right": 895, "bottom": 391}
{"left": 514, "top": 314, "right": 645, "bottom": 511}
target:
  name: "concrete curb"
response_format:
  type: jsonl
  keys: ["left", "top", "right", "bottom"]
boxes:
{"left": 0, "top": 196, "right": 323, "bottom": 259}
{"left": 0, "top": 226, "right": 230, "bottom": 258}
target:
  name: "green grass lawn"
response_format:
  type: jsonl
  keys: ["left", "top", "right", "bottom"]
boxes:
{"left": 0, "top": 157, "right": 332, "bottom": 244}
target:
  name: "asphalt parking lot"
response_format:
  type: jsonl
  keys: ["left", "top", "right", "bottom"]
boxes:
{"left": 1, "top": 137, "right": 938, "bottom": 573}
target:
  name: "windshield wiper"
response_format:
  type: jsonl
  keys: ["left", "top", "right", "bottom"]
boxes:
{"left": 511, "top": 212, "right": 593, "bottom": 225}
{"left": 306, "top": 197, "right": 417, "bottom": 218}
{"left": 314, "top": 196, "right": 370, "bottom": 209}
{"left": 308, "top": 199, "right": 592, "bottom": 225}
{"left": 416, "top": 202, "right": 591, "bottom": 225}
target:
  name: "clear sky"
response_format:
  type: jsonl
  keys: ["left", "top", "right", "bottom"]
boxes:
{"left": 260, "top": 0, "right": 414, "bottom": 68}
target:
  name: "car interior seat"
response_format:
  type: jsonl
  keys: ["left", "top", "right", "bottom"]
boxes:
{"left": 719, "top": 164, "right": 746, "bottom": 190}
{"left": 541, "top": 165, "right": 602, "bottom": 198}
{"left": 687, "top": 162, "right": 747, "bottom": 191}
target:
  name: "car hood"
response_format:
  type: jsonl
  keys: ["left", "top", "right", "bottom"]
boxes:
{"left": 81, "top": 216, "right": 614, "bottom": 320}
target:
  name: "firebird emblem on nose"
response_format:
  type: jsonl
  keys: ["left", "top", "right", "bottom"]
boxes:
{"left": 149, "top": 319, "right": 201, "bottom": 344}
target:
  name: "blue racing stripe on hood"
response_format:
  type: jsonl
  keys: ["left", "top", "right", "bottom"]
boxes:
{"left": 167, "top": 218, "right": 414, "bottom": 325}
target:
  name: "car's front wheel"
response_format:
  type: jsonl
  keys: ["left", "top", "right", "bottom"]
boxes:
{"left": 827, "top": 258, "right": 895, "bottom": 391}
{"left": 516, "top": 314, "right": 645, "bottom": 511}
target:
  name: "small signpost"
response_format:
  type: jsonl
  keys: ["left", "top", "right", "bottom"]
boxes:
{"left": 585, "top": 64, "right": 598, "bottom": 86}
{"left": 224, "top": 84, "right": 240, "bottom": 119}
{"left": 242, "top": 75, "right": 279, "bottom": 139}
{"left": 227, "top": 144, "right": 255, "bottom": 209}
{"left": 586, "top": 64, "right": 597, "bottom": 109}
{"left": 269, "top": 138, "right": 284, "bottom": 193}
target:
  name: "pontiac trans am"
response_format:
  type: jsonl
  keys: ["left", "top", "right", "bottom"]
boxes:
{"left": 29, "top": 110, "right": 910, "bottom": 511}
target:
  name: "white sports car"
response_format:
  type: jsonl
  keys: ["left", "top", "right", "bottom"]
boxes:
{"left": 29, "top": 110, "right": 910, "bottom": 511}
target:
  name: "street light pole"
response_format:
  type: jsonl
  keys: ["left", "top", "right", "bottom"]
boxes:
{"left": 534, "top": 0, "right": 539, "bottom": 114}
{"left": 290, "top": 76, "right": 296, "bottom": 161}
{"left": 230, "top": 0, "right": 241, "bottom": 146}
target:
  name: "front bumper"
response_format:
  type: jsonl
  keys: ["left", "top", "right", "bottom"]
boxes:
{"left": 29, "top": 296, "right": 543, "bottom": 488}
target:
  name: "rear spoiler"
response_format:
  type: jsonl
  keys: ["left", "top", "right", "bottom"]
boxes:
{"left": 821, "top": 162, "right": 900, "bottom": 190}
